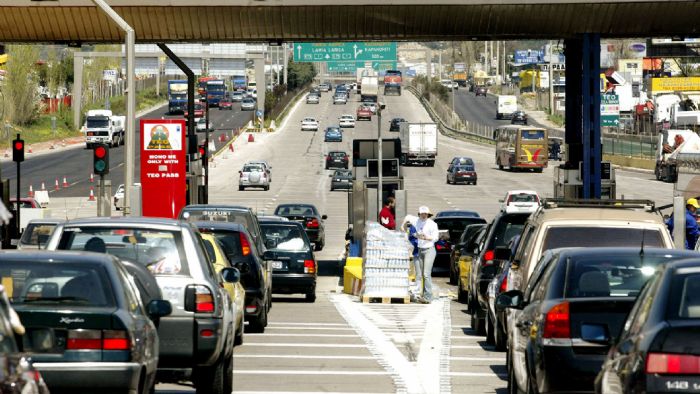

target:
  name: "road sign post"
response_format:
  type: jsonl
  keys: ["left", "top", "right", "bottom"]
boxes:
{"left": 601, "top": 94, "right": 620, "bottom": 127}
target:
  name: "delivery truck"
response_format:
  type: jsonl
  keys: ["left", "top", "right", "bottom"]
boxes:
{"left": 496, "top": 95, "right": 518, "bottom": 120}
{"left": 399, "top": 123, "right": 438, "bottom": 166}
{"left": 82, "top": 109, "right": 125, "bottom": 149}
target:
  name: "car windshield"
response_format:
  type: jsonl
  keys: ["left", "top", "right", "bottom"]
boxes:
{"left": 57, "top": 227, "right": 188, "bottom": 275}
{"left": 86, "top": 116, "right": 110, "bottom": 128}
{"left": 275, "top": 205, "right": 317, "bottom": 216}
{"left": 521, "top": 129, "right": 545, "bottom": 140}
{"left": 19, "top": 223, "right": 57, "bottom": 247}
{"left": 261, "top": 224, "right": 311, "bottom": 252}
{"left": 435, "top": 218, "right": 487, "bottom": 242}
{"left": 565, "top": 254, "right": 673, "bottom": 298}
{"left": 487, "top": 215, "right": 529, "bottom": 249}
{"left": 542, "top": 227, "right": 664, "bottom": 251}
{"left": 1, "top": 262, "right": 114, "bottom": 307}
{"left": 670, "top": 273, "right": 700, "bottom": 319}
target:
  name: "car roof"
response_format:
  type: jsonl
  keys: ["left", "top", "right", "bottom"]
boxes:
{"left": 63, "top": 216, "right": 185, "bottom": 228}
{"left": 329, "top": 150, "right": 346, "bottom": 154}
{"left": 0, "top": 250, "right": 120, "bottom": 266}
{"left": 552, "top": 247, "right": 696, "bottom": 259}
{"left": 256, "top": 215, "right": 289, "bottom": 222}
{"left": 183, "top": 204, "right": 251, "bottom": 212}
{"left": 259, "top": 220, "right": 305, "bottom": 228}
{"left": 530, "top": 207, "right": 665, "bottom": 224}
{"left": 507, "top": 190, "right": 538, "bottom": 195}
{"left": 435, "top": 210, "right": 480, "bottom": 217}
{"left": 27, "top": 218, "right": 65, "bottom": 225}
{"left": 277, "top": 203, "right": 316, "bottom": 209}
{"left": 192, "top": 221, "right": 246, "bottom": 232}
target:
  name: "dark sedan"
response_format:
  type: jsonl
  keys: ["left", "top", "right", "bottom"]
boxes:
{"left": 511, "top": 110, "right": 528, "bottom": 125}
{"left": 596, "top": 257, "right": 700, "bottom": 394}
{"left": 324, "top": 127, "right": 343, "bottom": 142}
{"left": 2, "top": 250, "right": 172, "bottom": 393}
{"left": 446, "top": 164, "right": 477, "bottom": 185}
{"left": 389, "top": 117, "right": 406, "bottom": 132}
{"left": 500, "top": 247, "right": 699, "bottom": 394}
{"left": 326, "top": 151, "right": 349, "bottom": 169}
{"left": 259, "top": 221, "right": 317, "bottom": 302}
{"left": 433, "top": 215, "right": 487, "bottom": 276}
{"left": 274, "top": 204, "right": 327, "bottom": 251}
{"left": 330, "top": 169, "right": 353, "bottom": 191}
{"left": 475, "top": 86, "right": 488, "bottom": 96}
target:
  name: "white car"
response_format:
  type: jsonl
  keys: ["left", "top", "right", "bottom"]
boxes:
{"left": 500, "top": 190, "right": 541, "bottom": 213}
{"left": 247, "top": 160, "right": 272, "bottom": 182}
{"left": 113, "top": 183, "right": 142, "bottom": 211}
{"left": 196, "top": 118, "right": 207, "bottom": 132}
{"left": 339, "top": 115, "right": 355, "bottom": 128}
{"left": 306, "top": 94, "right": 320, "bottom": 104}
{"left": 239, "top": 163, "right": 270, "bottom": 191}
{"left": 301, "top": 117, "right": 319, "bottom": 131}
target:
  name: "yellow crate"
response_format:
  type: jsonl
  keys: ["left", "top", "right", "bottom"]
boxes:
{"left": 343, "top": 265, "right": 363, "bottom": 295}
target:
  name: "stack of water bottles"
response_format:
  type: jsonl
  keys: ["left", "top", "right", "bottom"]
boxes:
{"left": 362, "top": 222, "right": 411, "bottom": 298}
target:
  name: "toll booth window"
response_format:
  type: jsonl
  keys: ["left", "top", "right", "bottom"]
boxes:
{"left": 521, "top": 130, "right": 545, "bottom": 140}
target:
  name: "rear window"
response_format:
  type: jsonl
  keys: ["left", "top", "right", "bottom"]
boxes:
{"left": 261, "top": 224, "right": 311, "bottom": 252}
{"left": 487, "top": 215, "right": 529, "bottom": 249}
{"left": 275, "top": 205, "right": 318, "bottom": 216}
{"left": 181, "top": 208, "right": 254, "bottom": 230}
{"left": 243, "top": 166, "right": 263, "bottom": 172}
{"left": 542, "top": 227, "right": 664, "bottom": 251}
{"left": 670, "top": 273, "right": 700, "bottom": 319}
{"left": 57, "top": 228, "right": 188, "bottom": 276}
{"left": 203, "top": 230, "right": 243, "bottom": 261}
{"left": 19, "top": 223, "right": 56, "bottom": 247}
{"left": 1, "top": 262, "right": 114, "bottom": 307}
{"left": 508, "top": 194, "right": 539, "bottom": 203}
{"left": 435, "top": 218, "right": 487, "bottom": 242}
{"left": 329, "top": 152, "right": 346, "bottom": 157}
{"left": 565, "top": 255, "right": 672, "bottom": 298}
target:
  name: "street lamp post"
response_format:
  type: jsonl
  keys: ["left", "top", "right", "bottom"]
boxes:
{"left": 377, "top": 105, "right": 383, "bottom": 220}
{"left": 204, "top": 87, "right": 210, "bottom": 204}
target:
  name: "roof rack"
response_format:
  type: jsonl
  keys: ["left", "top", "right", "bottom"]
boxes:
{"left": 541, "top": 198, "right": 656, "bottom": 211}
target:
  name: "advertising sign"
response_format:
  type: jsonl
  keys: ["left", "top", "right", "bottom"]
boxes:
{"left": 651, "top": 77, "right": 700, "bottom": 92}
{"left": 103, "top": 69, "right": 118, "bottom": 83}
{"left": 140, "top": 119, "right": 186, "bottom": 219}
{"left": 294, "top": 42, "right": 397, "bottom": 63}
{"left": 454, "top": 63, "right": 466, "bottom": 72}
{"left": 514, "top": 50, "right": 544, "bottom": 65}
{"left": 601, "top": 94, "right": 620, "bottom": 127}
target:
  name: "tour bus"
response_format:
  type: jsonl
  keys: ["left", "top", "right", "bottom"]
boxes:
{"left": 494, "top": 125, "right": 549, "bottom": 172}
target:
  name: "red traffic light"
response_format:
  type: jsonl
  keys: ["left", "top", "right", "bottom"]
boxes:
{"left": 95, "top": 145, "right": 107, "bottom": 159}
{"left": 198, "top": 146, "right": 205, "bottom": 156}
{"left": 14, "top": 141, "right": 23, "bottom": 151}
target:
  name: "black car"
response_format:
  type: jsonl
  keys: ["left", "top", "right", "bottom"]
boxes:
{"left": 194, "top": 221, "right": 272, "bottom": 333}
{"left": 475, "top": 86, "right": 488, "bottom": 96}
{"left": 449, "top": 223, "right": 487, "bottom": 285}
{"left": 436, "top": 210, "right": 480, "bottom": 218}
{"left": 326, "top": 151, "right": 349, "bottom": 169}
{"left": 446, "top": 164, "right": 477, "bottom": 185}
{"left": 274, "top": 204, "right": 327, "bottom": 251}
{"left": 447, "top": 156, "right": 475, "bottom": 172}
{"left": 331, "top": 169, "right": 353, "bottom": 191}
{"left": 499, "top": 247, "right": 699, "bottom": 394}
{"left": 596, "top": 257, "right": 700, "bottom": 394}
{"left": 259, "top": 221, "right": 317, "bottom": 302}
{"left": 433, "top": 215, "right": 487, "bottom": 277}
{"left": 0, "top": 283, "right": 49, "bottom": 394}
{"left": 511, "top": 110, "right": 528, "bottom": 125}
{"left": 457, "top": 226, "right": 489, "bottom": 305}
{"left": 2, "top": 250, "right": 172, "bottom": 393}
{"left": 389, "top": 117, "right": 406, "bottom": 132}
{"left": 469, "top": 211, "right": 530, "bottom": 335}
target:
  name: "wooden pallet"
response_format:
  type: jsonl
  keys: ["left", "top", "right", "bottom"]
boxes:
{"left": 362, "top": 295, "right": 410, "bottom": 304}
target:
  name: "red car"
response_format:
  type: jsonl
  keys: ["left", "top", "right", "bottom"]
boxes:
{"left": 356, "top": 105, "right": 372, "bottom": 121}
{"left": 10, "top": 197, "right": 41, "bottom": 209}
{"left": 183, "top": 102, "right": 205, "bottom": 118}
{"left": 219, "top": 98, "right": 233, "bottom": 110}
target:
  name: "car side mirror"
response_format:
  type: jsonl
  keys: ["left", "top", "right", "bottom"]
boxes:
{"left": 322, "top": 215, "right": 328, "bottom": 220}
{"left": 494, "top": 247, "right": 511, "bottom": 261}
{"left": 496, "top": 290, "right": 524, "bottom": 311}
{"left": 221, "top": 267, "right": 241, "bottom": 283}
{"left": 147, "top": 299, "right": 172, "bottom": 318}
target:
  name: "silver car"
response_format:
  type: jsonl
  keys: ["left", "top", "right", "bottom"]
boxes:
{"left": 241, "top": 98, "right": 256, "bottom": 111}
{"left": 46, "top": 217, "right": 241, "bottom": 394}
{"left": 239, "top": 163, "right": 270, "bottom": 191}
{"left": 306, "top": 94, "right": 320, "bottom": 104}
{"left": 231, "top": 91, "right": 244, "bottom": 102}
{"left": 333, "top": 94, "right": 347, "bottom": 105}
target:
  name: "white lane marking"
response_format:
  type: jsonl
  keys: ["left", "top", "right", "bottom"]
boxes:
{"left": 234, "top": 370, "right": 391, "bottom": 376}
{"left": 245, "top": 333, "right": 360, "bottom": 338}
{"left": 265, "top": 326, "right": 356, "bottom": 331}
{"left": 234, "top": 354, "right": 374, "bottom": 360}
{"left": 267, "top": 322, "right": 348, "bottom": 326}
{"left": 241, "top": 343, "right": 367, "bottom": 348}
{"left": 447, "top": 372, "right": 508, "bottom": 378}
{"left": 234, "top": 391, "right": 393, "bottom": 394}
{"left": 449, "top": 356, "right": 506, "bottom": 361}
{"left": 451, "top": 345, "right": 496, "bottom": 350}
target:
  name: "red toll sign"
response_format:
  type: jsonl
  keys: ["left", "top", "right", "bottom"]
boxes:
{"left": 140, "top": 119, "right": 186, "bottom": 219}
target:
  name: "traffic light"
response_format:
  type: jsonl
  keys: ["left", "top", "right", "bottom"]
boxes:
{"left": 12, "top": 136, "right": 24, "bottom": 163}
{"left": 93, "top": 144, "right": 109, "bottom": 175}
{"left": 198, "top": 144, "right": 207, "bottom": 164}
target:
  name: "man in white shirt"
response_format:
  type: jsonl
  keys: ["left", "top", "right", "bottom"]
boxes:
{"left": 413, "top": 205, "right": 439, "bottom": 303}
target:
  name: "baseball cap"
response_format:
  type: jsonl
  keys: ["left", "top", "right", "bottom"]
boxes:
{"left": 418, "top": 206, "right": 432, "bottom": 216}
{"left": 688, "top": 198, "right": 700, "bottom": 208}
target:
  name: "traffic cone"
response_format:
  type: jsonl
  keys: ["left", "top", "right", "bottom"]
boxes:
{"left": 229, "top": 143, "right": 234, "bottom": 152}
{"left": 28, "top": 185, "right": 34, "bottom": 198}
{"left": 54, "top": 178, "right": 59, "bottom": 191}
{"left": 88, "top": 187, "right": 95, "bottom": 201}
{"left": 248, "top": 133, "right": 255, "bottom": 143}
{"left": 89, "top": 173, "right": 94, "bottom": 183}
{"left": 62, "top": 176, "right": 69, "bottom": 188}
{"left": 41, "top": 182, "right": 46, "bottom": 191}
{"left": 28, "top": 145, "right": 33, "bottom": 154}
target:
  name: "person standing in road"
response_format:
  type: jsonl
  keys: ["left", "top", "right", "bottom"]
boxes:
{"left": 379, "top": 196, "right": 396, "bottom": 230}
{"left": 413, "top": 206, "right": 439, "bottom": 304}
{"left": 666, "top": 198, "right": 700, "bottom": 250}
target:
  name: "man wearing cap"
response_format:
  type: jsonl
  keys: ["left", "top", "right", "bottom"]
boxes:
{"left": 413, "top": 206, "right": 440, "bottom": 303}
{"left": 667, "top": 198, "right": 700, "bottom": 250}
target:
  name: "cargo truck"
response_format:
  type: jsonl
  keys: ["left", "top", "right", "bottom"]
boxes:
{"left": 655, "top": 129, "right": 698, "bottom": 183}
{"left": 383, "top": 70, "right": 402, "bottom": 96}
{"left": 399, "top": 123, "right": 438, "bottom": 166}
{"left": 496, "top": 95, "right": 518, "bottom": 120}
{"left": 360, "top": 76, "right": 379, "bottom": 103}
{"left": 453, "top": 72, "right": 468, "bottom": 87}
{"left": 167, "top": 80, "right": 187, "bottom": 114}
{"left": 81, "top": 109, "right": 125, "bottom": 149}
{"left": 232, "top": 74, "right": 247, "bottom": 91}
{"left": 205, "top": 79, "right": 226, "bottom": 107}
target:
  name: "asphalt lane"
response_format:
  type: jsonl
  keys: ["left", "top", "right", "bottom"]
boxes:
{"left": 1, "top": 102, "right": 253, "bottom": 198}
{"left": 452, "top": 88, "right": 546, "bottom": 130}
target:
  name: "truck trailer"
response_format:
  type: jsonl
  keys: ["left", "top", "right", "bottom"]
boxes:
{"left": 399, "top": 123, "right": 438, "bottom": 166}
{"left": 82, "top": 109, "right": 125, "bottom": 149}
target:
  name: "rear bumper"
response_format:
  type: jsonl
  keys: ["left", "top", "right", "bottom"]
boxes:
{"left": 433, "top": 252, "right": 451, "bottom": 273}
{"left": 272, "top": 273, "right": 316, "bottom": 294}
{"left": 453, "top": 174, "right": 477, "bottom": 183}
{"left": 34, "top": 362, "right": 141, "bottom": 390}
{"left": 540, "top": 346, "right": 606, "bottom": 392}
{"left": 326, "top": 162, "right": 347, "bottom": 169}
{"left": 158, "top": 315, "right": 225, "bottom": 368}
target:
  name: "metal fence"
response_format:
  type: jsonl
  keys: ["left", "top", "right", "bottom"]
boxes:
{"left": 602, "top": 133, "right": 656, "bottom": 158}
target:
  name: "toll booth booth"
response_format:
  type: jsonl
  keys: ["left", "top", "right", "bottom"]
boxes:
{"left": 553, "top": 161, "right": 616, "bottom": 199}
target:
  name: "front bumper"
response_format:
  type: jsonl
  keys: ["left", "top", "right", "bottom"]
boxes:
{"left": 272, "top": 273, "right": 316, "bottom": 294}
{"left": 34, "top": 362, "right": 141, "bottom": 390}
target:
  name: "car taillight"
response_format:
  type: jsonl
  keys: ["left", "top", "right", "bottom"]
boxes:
{"left": 196, "top": 286, "right": 215, "bottom": 312}
{"left": 67, "top": 329, "right": 130, "bottom": 350}
{"left": 304, "top": 260, "right": 316, "bottom": 274}
{"left": 307, "top": 218, "right": 320, "bottom": 229}
{"left": 482, "top": 250, "right": 494, "bottom": 266}
{"left": 499, "top": 276, "right": 508, "bottom": 293}
{"left": 240, "top": 232, "right": 251, "bottom": 256}
{"left": 543, "top": 302, "right": 570, "bottom": 339}
{"left": 436, "top": 243, "right": 446, "bottom": 251}
{"left": 646, "top": 353, "right": 700, "bottom": 374}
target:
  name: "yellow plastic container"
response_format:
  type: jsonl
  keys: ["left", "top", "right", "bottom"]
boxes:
{"left": 343, "top": 257, "right": 364, "bottom": 295}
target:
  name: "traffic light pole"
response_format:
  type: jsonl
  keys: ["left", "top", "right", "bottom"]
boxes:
{"left": 15, "top": 153, "right": 19, "bottom": 237}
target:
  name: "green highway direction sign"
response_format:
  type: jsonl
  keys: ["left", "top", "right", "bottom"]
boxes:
{"left": 294, "top": 42, "right": 397, "bottom": 63}
{"left": 601, "top": 94, "right": 620, "bottom": 127}
{"left": 327, "top": 61, "right": 398, "bottom": 72}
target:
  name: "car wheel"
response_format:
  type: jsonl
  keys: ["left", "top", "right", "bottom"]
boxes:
{"left": 526, "top": 367, "right": 539, "bottom": 394}
{"left": 306, "top": 291, "right": 316, "bottom": 303}
{"left": 315, "top": 239, "right": 324, "bottom": 251}
{"left": 457, "top": 278, "right": 468, "bottom": 304}
{"left": 238, "top": 186, "right": 244, "bottom": 191}
{"left": 264, "top": 185, "right": 270, "bottom": 191}
{"left": 470, "top": 306, "right": 486, "bottom": 336}
{"left": 234, "top": 316, "right": 244, "bottom": 346}
{"left": 495, "top": 318, "right": 507, "bottom": 351}
{"left": 195, "top": 353, "right": 225, "bottom": 394}
{"left": 486, "top": 313, "right": 495, "bottom": 345}
{"left": 248, "top": 306, "right": 268, "bottom": 333}
{"left": 507, "top": 356, "right": 523, "bottom": 394}
{"left": 223, "top": 351, "right": 234, "bottom": 394}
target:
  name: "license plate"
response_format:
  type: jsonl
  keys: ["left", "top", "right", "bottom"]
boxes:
{"left": 271, "top": 261, "right": 284, "bottom": 269}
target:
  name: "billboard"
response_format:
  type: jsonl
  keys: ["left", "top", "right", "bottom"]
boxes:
{"left": 140, "top": 119, "right": 186, "bottom": 219}
{"left": 651, "top": 77, "right": 700, "bottom": 92}
{"left": 514, "top": 50, "right": 544, "bottom": 65}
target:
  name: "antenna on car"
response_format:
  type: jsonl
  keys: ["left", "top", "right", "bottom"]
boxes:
{"left": 640, "top": 228, "right": 646, "bottom": 258}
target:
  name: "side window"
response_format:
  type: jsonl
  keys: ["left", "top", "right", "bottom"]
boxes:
{"left": 530, "top": 260, "right": 557, "bottom": 302}
{"left": 624, "top": 273, "right": 661, "bottom": 336}
{"left": 524, "top": 252, "right": 554, "bottom": 301}
{"left": 116, "top": 266, "right": 145, "bottom": 315}
{"left": 474, "top": 225, "right": 490, "bottom": 253}
{"left": 514, "top": 224, "right": 535, "bottom": 263}
{"left": 195, "top": 233, "right": 218, "bottom": 280}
